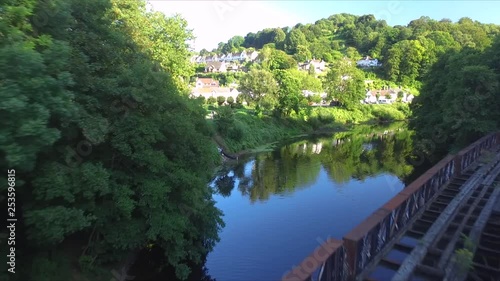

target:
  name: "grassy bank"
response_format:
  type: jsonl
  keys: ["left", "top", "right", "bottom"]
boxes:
{"left": 210, "top": 103, "right": 411, "bottom": 153}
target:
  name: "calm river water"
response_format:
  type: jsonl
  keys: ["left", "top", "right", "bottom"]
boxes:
{"left": 205, "top": 123, "right": 416, "bottom": 281}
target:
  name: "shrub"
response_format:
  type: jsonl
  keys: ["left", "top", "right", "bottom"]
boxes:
{"left": 226, "top": 96, "right": 234, "bottom": 105}
{"left": 217, "top": 96, "right": 226, "bottom": 106}
{"left": 196, "top": 96, "right": 206, "bottom": 104}
{"left": 236, "top": 95, "right": 244, "bottom": 104}
{"left": 214, "top": 106, "right": 234, "bottom": 132}
{"left": 370, "top": 105, "right": 406, "bottom": 121}
{"left": 227, "top": 120, "right": 245, "bottom": 141}
{"left": 207, "top": 96, "right": 216, "bottom": 105}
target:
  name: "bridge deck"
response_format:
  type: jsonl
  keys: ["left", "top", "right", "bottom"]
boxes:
{"left": 360, "top": 146, "right": 500, "bottom": 281}
{"left": 282, "top": 133, "right": 500, "bottom": 281}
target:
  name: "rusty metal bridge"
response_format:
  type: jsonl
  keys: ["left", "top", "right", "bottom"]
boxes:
{"left": 283, "top": 132, "right": 500, "bottom": 281}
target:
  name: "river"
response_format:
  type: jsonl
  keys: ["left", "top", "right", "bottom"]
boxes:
{"left": 130, "top": 122, "right": 424, "bottom": 281}
{"left": 205, "top": 122, "right": 416, "bottom": 280}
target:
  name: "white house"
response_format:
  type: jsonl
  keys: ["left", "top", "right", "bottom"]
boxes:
{"left": 364, "top": 88, "right": 407, "bottom": 104}
{"left": 205, "top": 54, "right": 218, "bottom": 62}
{"left": 402, "top": 93, "right": 414, "bottom": 103}
{"left": 195, "top": 78, "right": 219, "bottom": 88}
{"left": 190, "top": 55, "right": 206, "bottom": 64}
{"left": 205, "top": 61, "right": 227, "bottom": 73}
{"left": 247, "top": 50, "right": 259, "bottom": 61}
{"left": 190, "top": 87, "right": 240, "bottom": 103}
{"left": 233, "top": 50, "right": 247, "bottom": 61}
{"left": 222, "top": 50, "right": 247, "bottom": 62}
{"left": 356, "top": 56, "right": 380, "bottom": 67}
{"left": 364, "top": 92, "right": 378, "bottom": 104}
{"left": 226, "top": 63, "right": 240, "bottom": 72}
{"left": 299, "top": 59, "right": 326, "bottom": 72}
{"left": 302, "top": 90, "right": 327, "bottom": 98}
{"left": 310, "top": 59, "right": 326, "bottom": 71}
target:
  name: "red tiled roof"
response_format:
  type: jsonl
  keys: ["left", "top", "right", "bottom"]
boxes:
{"left": 197, "top": 78, "right": 218, "bottom": 84}
{"left": 368, "top": 89, "right": 401, "bottom": 96}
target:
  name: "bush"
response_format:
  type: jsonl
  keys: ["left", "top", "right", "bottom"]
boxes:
{"left": 370, "top": 105, "right": 406, "bottom": 121}
{"left": 226, "top": 96, "right": 234, "bottom": 105}
{"left": 227, "top": 120, "right": 245, "bottom": 141}
{"left": 196, "top": 96, "right": 206, "bottom": 104}
{"left": 217, "top": 96, "right": 226, "bottom": 106}
{"left": 231, "top": 103, "right": 244, "bottom": 109}
{"left": 214, "top": 106, "right": 234, "bottom": 133}
{"left": 236, "top": 95, "right": 244, "bottom": 104}
{"left": 207, "top": 96, "right": 216, "bottom": 105}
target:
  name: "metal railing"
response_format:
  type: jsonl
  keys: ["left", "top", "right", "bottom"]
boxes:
{"left": 282, "top": 132, "right": 499, "bottom": 281}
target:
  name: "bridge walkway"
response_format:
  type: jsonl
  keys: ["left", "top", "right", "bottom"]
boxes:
{"left": 281, "top": 133, "right": 500, "bottom": 281}
{"left": 360, "top": 146, "right": 500, "bottom": 281}
{"left": 466, "top": 195, "right": 500, "bottom": 281}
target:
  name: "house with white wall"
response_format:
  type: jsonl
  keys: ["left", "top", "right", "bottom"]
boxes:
{"left": 363, "top": 88, "right": 415, "bottom": 104}
{"left": 205, "top": 61, "right": 227, "bottom": 73}
{"left": 356, "top": 56, "right": 380, "bottom": 68}
{"left": 205, "top": 54, "right": 219, "bottom": 63}
{"left": 190, "top": 87, "right": 240, "bottom": 103}
{"left": 195, "top": 78, "right": 219, "bottom": 88}
{"left": 299, "top": 59, "right": 326, "bottom": 73}
{"left": 247, "top": 50, "right": 259, "bottom": 61}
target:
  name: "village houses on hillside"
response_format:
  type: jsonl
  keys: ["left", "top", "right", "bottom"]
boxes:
{"left": 364, "top": 87, "right": 414, "bottom": 104}
{"left": 195, "top": 78, "right": 219, "bottom": 88}
{"left": 190, "top": 78, "right": 240, "bottom": 103}
{"left": 190, "top": 50, "right": 259, "bottom": 65}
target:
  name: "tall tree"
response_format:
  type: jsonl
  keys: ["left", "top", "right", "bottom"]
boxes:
{"left": 284, "top": 28, "right": 307, "bottom": 54}
{"left": 273, "top": 70, "right": 306, "bottom": 116}
{"left": 0, "top": 1, "right": 224, "bottom": 280}
{"left": 294, "top": 44, "right": 312, "bottom": 62}
{"left": 324, "top": 59, "right": 366, "bottom": 108}
{"left": 238, "top": 69, "right": 278, "bottom": 112}
{"left": 384, "top": 40, "right": 425, "bottom": 87}
{"left": 411, "top": 36, "right": 500, "bottom": 150}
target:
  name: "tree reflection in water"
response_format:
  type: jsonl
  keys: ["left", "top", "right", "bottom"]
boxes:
{"left": 212, "top": 123, "right": 415, "bottom": 203}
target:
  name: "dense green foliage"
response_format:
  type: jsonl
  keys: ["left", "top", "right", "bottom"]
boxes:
{"left": 411, "top": 35, "right": 500, "bottom": 151}
{"left": 213, "top": 108, "right": 309, "bottom": 152}
{"left": 215, "top": 14, "right": 499, "bottom": 88}
{"left": 212, "top": 104, "right": 410, "bottom": 153}
{"left": 324, "top": 59, "right": 366, "bottom": 108}
{"left": 211, "top": 14, "right": 500, "bottom": 154}
{"left": 0, "top": 0, "right": 223, "bottom": 280}
{"left": 3, "top": 1, "right": 500, "bottom": 279}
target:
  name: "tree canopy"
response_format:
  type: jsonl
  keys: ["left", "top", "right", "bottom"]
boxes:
{"left": 214, "top": 14, "right": 500, "bottom": 88}
{"left": 410, "top": 35, "right": 500, "bottom": 151}
{"left": 0, "top": 0, "right": 223, "bottom": 280}
{"left": 324, "top": 59, "right": 366, "bottom": 108}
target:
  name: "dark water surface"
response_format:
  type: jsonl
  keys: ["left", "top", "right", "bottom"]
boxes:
{"left": 205, "top": 123, "right": 416, "bottom": 281}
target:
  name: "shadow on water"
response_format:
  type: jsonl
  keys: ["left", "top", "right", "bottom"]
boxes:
{"left": 128, "top": 246, "right": 216, "bottom": 281}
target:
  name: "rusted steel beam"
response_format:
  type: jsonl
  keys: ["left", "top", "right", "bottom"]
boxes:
{"left": 287, "top": 132, "right": 499, "bottom": 281}
{"left": 391, "top": 152, "right": 500, "bottom": 281}
{"left": 282, "top": 238, "right": 343, "bottom": 281}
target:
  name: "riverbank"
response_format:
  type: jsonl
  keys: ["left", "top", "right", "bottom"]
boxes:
{"left": 211, "top": 104, "right": 411, "bottom": 157}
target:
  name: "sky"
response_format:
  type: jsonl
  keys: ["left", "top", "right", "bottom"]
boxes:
{"left": 148, "top": 1, "right": 500, "bottom": 51}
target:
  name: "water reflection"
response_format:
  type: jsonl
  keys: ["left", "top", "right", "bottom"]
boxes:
{"left": 212, "top": 123, "right": 414, "bottom": 203}
{"left": 131, "top": 123, "right": 420, "bottom": 281}
{"left": 206, "top": 123, "right": 417, "bottom": 280}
